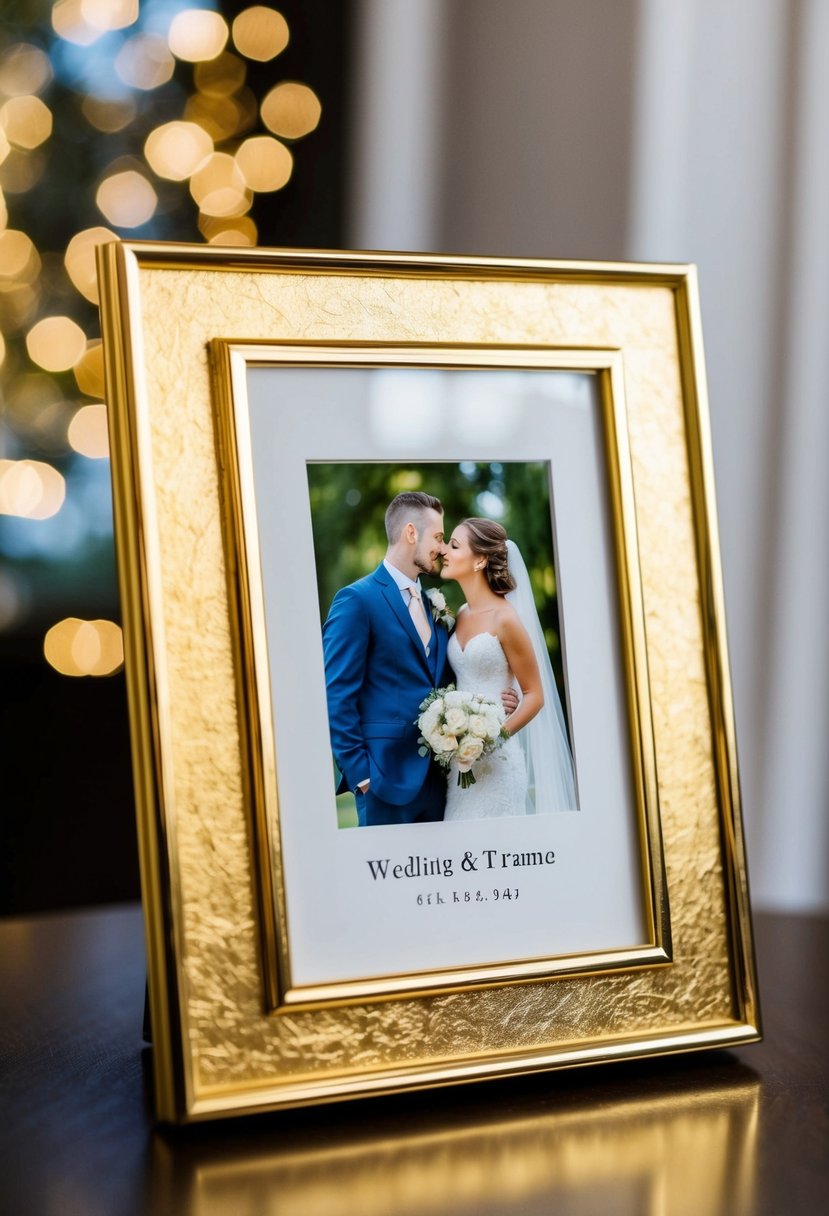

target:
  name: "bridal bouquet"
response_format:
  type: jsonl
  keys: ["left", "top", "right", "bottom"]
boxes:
{"left": 416, "top": 685, "right": 508, "bottom": 788}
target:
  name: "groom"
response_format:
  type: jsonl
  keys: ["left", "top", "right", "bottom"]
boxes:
{"left": 323, "top": 492, "right": 452, "bottom": 826}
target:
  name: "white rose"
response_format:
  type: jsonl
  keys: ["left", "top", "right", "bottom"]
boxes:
{"left": 444, "top": 690, "right": 465, "bottom": 709}
{"left": 429, "top": 730, "right": 457, "bottom": 754}
{"left": 419, "top": 702, "right": 442, "bottom": 734}
{"left": 444, "top": 706, "right": 468, "bottom": 735}
{"left": 483, "top": 712, "right": 502, "bottom": 740}
{"left": 455, "top": 735, "right": 484, "bottom": 771}
{"left": 428, "top": 590, "right": 446, "bottom": 611}
{"left": 467, "top": 713, "right": 489, "bottom": 738}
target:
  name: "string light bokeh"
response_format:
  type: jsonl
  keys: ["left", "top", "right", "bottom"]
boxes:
{"left": 0, "top": 0, "right": 346, "bottom": 914}
{"left": 0, "top": 1, "right": 322, "bottom": 670}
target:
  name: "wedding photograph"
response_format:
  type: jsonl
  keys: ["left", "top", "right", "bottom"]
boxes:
{"left": 307, "top": 462, "right": 577, "bottom": 829}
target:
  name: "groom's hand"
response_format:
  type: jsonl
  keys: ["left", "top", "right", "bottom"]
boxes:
{"left": 501, "top": 687, "right": 520, "bottom": 717}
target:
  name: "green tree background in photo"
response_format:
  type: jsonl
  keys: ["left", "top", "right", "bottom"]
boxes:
{"left": 307, "top": 459, "right": 568, "bottom": 708}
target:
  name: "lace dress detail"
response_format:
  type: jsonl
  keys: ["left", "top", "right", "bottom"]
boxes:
{"left": 445, "top": 630, "right": 528, "bottom": 820}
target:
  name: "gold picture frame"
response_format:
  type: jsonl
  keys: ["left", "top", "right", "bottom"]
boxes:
{"left": 97, "top": 242, "right": 760, "bottom": 1123}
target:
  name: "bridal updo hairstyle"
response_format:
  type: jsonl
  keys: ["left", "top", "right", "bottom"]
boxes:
{"left": 462, "top": 518, "right": 516, "bottom": 595}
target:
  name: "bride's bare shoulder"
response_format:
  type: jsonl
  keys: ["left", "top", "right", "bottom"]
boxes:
{"left": 493, "top": 599, "right": 522, "bottom": 633}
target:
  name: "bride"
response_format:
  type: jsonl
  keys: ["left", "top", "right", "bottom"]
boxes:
{"left": 440, "top": 518, "right": 576, "bottom": 819}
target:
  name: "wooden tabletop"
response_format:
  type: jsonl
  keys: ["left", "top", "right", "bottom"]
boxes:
{"left": 1, "top": 904, "right": 826, "bottom": 1215}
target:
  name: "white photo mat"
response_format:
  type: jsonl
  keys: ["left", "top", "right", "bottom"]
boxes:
{"left": 242, "top": 364, "right": 647, "bottom": 989}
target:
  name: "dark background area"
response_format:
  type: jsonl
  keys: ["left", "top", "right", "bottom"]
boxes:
{"left": 0, "top": 0, "right": 352, "bottom": 914}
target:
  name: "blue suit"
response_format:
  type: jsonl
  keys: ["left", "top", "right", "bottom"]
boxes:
{"left": 323, "top": 564, "right": 451, "bottom": 826}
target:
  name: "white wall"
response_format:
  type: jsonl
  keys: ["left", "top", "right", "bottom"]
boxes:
{"left": 348, "top": 0, "right": 829, "bottom": 913}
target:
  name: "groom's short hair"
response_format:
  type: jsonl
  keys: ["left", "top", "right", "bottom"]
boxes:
{"left": 385, "top": 491, "right": 443, "bottom": 543}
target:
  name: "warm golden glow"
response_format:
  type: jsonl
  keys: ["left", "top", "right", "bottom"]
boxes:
{"left": 115, "top": 33, "right": 175, "bottom": 91}
{"left": 64, "top": 226, "right": 117, "bottom": 304}
{"left": 0, "top": 458, "right": 66, "bottom": 520}
{"left": 189, "top": 151, "right": 251, "bottom": 217}
{"left": 1, "top": 96, "right": 53, "bottom": 150}
{"left": 81, "top": 0, "right": 139, "bottom": 32}
{"left": 0, "top": 43, "right": 53, "bottom": 97}
{"left": 81, "top": 95, "right": 137, "bottom": 133}
{"left": 0, "top": 330, "right": 5, "bottom": 366}
{"left": 235, "top": 135, "right": 292, "bottom": 192}
{"left": 52, "top": 0, "right": 101, "bottom": 48}
{"left": 0, "top": 229, "right": 40, "bottom": 281}
{"left": 198, "top": 213, "right": 257, "bottom": 244}
{"left": 0, "top": 128, "right": 9, "bottom": 166}
{"left": 96, "top": 169, "right": 157, "bottom": 227}
{"left": 73, "top": 339, "right": 105, "bottom": 397}
{"left": 144, "top": 121, "right": 212, "bottom": 182}
{"left": 68, "top": 402, "right": 109, "bottom": 458}
{"left": 207, "top": 227, "right": 256, "bottom": 246}
{"left": 0, "top": 148, "right": 47, "bottom": 194}
{"left": 7, "top": 372, "right": 66, "bottom": 433}
{"left": 44, "top": 617, "right": 124, "bottom": 677}
{"left": 185, "top": 90, "right": 255, "bottom": 143}
{"left": 0, "top": 185, "right": 7, "bottom": 230}
{"left": 194, "top": 51, "right": 246, "bottom": 98}
{"left": 168, "top": 9, "right": 229, "bottom": 63}
{"left": 0, "top": 285, "right": 39, "bottom": 328}
{"left": 260, "top": 81, "right": 321, "bottom": 139}
{"left": 232, "top": 6, "right": 289, "bottom": 62}
{"left": 25, "top": 315, "right": 87, "bottom": 372}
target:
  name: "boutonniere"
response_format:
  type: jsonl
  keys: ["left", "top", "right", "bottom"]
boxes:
{"left": 425, "top": 588, "right": 455, "bottom": 631}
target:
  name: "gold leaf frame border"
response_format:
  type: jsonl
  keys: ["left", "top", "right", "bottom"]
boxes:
{"left": 97, "top": 244, "right": 760, "bottom": 1122}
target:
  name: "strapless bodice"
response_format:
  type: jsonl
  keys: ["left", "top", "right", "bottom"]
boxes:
{"left": 447, "top": 630, "right": 513, "bottom": 701}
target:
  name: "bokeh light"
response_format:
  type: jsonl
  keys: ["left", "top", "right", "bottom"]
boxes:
{"left": 235, "top": 135, "right": 292, "bottom": 192}
{"left": 0, "top": 458, "right": 66, "bottom": 519}
{"left": 232, "top": 6, "right": 290, "bottom": 62}
{"left": 185, "top": 88, "right": 256, "bottom": 142}
{"left": 260, "top": 81, "right": 321, "bottom": 139}
{"left": 81, "top": 95, "right": 136, "bottom": 133}
{"left": 1, "top": 148, "right": 47, "bottom": 194}
{"left": 0, "top": 43, "right": 54, "bottom": 96}
{"left": 0, "top": 96, "right": 53, "bottom": 150}
{"left": 194, "top": 51, "right": 246, "bottom": 98}
{"left": 81, "top": 0, "right": 139, "bottom": 33}
{"left": 0, "top": 228, "right": 40, "bottom": 281}
{"left": 51, "top": 0, "right": 103, "bottom": 48}
{"left": 168, "top": 9, "right": 229, "bottom": 63}
{"left": 25, "top": 315, "right": 86, "bottom": 371}
{"left": 189, "top": 151, "right": 250, "bottom": 217}
{"left": 96, "top": 169, "right": 157, "bottom": 227}
{"left": 144, "top": 121, "right": 212, "bottom": 182}
{"left": 2, "top": 0, "right": 323, "bottom": 646}
{"left": 68, "top": 402, "right": 109, "bottom": 458}
{"left": 44, "top": 617, "right": 124, "bottom": 677}
{"left": 73, "top": 339, "right": 105, "bottom": 398}
{"left": 115, "top": 33, "right": 175, "bottom": 91}
{"left": 198, "top": 213, "right": 258, "bottom": 244}
{"left": 64, "top": 227, "right": 117, "bottom": 305}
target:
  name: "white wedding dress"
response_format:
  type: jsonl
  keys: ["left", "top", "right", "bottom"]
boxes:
{"left": 442, "top": 541, "right": 577, "bottom": 820}
{"left": 444, "top": 626, "right": 529, "bottom": 820}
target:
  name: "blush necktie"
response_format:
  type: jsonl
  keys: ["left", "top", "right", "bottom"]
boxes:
{"left": 407, "top": 587, "right": 432, "bottom": 650}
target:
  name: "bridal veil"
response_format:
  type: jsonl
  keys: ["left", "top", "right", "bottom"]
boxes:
{"left": 505, "top": 540, "right": 577, "bottom": 813}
